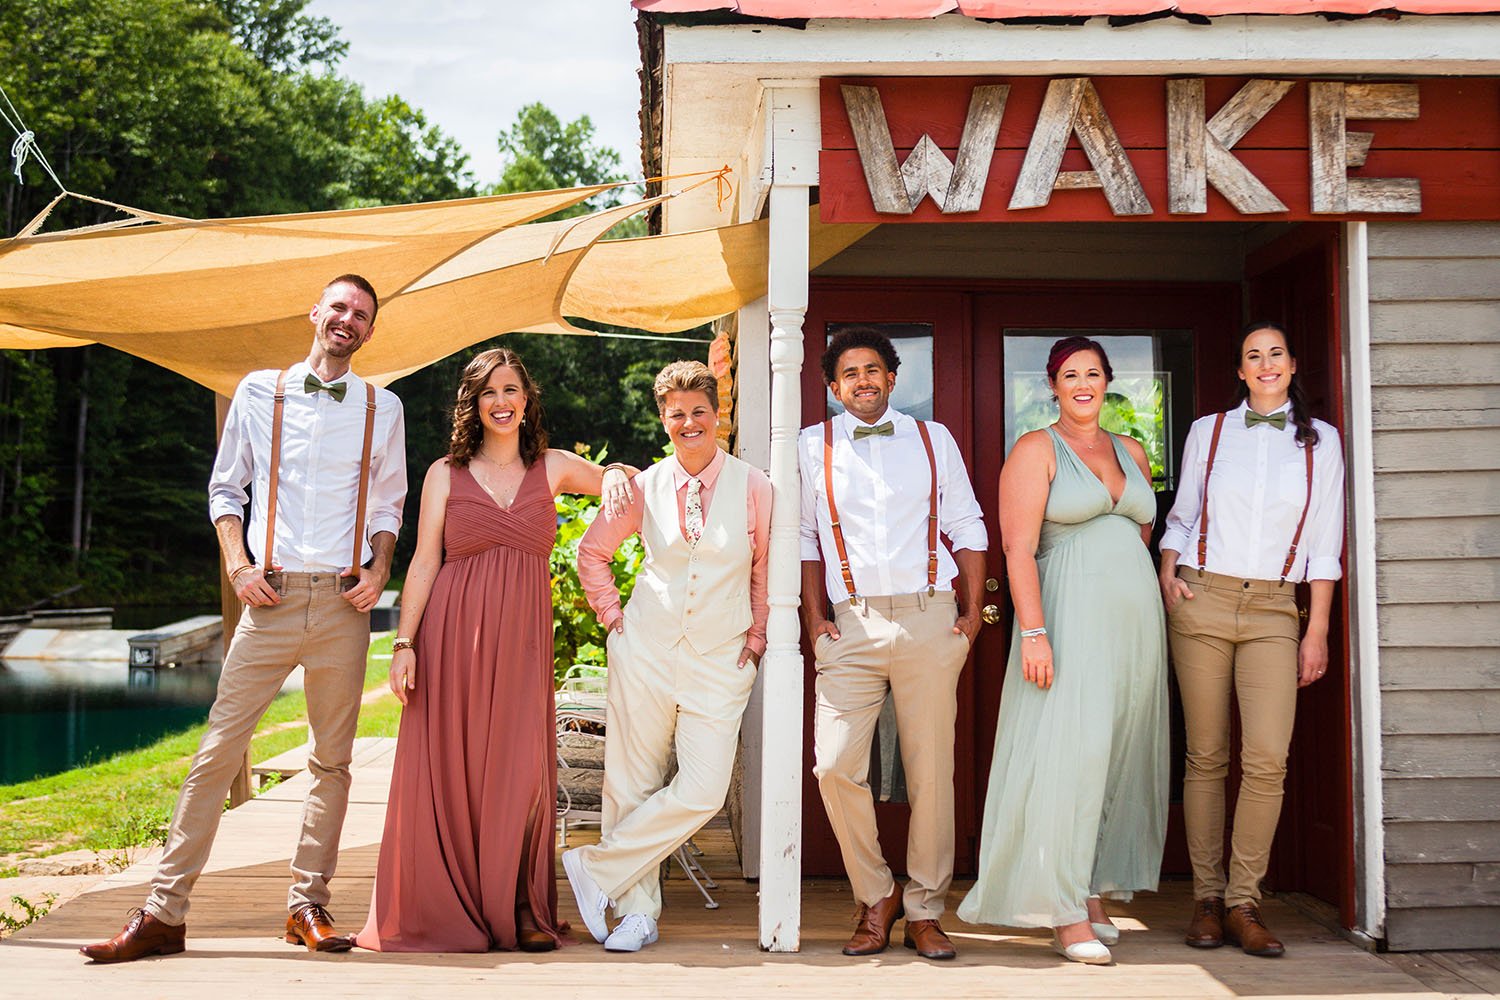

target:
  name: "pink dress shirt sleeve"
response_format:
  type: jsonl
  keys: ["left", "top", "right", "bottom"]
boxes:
{"left": 577, "top": 473, "right": 646, "bottom": 633}
{"left": 745, "top": 467, "right": 773, "bottom": 658}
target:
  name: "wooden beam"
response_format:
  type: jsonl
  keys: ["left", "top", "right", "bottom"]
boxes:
{"left": 943, "top": 84, "right": 1008, "bottom": 214}
{"left": 840, "top": 85, "right": 911, "bottom": 214}
{"left": 215, "top": 392, "right": 253, "bottom": 810}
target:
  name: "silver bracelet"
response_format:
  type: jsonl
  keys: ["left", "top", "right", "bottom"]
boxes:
{"left": 1020, "top": 626, "right": 1047, "bottom": 638}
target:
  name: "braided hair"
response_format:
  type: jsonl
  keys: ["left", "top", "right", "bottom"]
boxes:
{"left": 1233, "top": 321, "right": 1319, "bottom": 448}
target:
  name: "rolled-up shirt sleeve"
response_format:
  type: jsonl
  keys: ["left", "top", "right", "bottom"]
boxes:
{"left": 208, "top": 378, "right": 254, "bottom": 524}
{"left": 578, "top": 475, "right": 645, "bottom": 632}
{"left": 798, "top": 428, "right": 823, "bottom": 562}
{"left": 745, "top": 468, "right": 773, "bottom": 657}
{"left": 1159, "top": 418, "right": 1206, "bottom": 558}
{"left": 365, "top": 396, "right": 407, "bottom": 541}
{"left": 934, "top": 425, "right": 987, "bottom": 553}
{"left": 1304, "top": 427, "right": 1347, "bottom": 582}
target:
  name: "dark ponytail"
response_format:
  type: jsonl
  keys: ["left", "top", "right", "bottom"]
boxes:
{"left": 1233, "top": 321, "right": 1320, "bottom": 448}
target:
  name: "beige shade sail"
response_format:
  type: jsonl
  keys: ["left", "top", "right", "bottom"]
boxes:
{"left": 0, "top": 179, "right": 874, "bottom": 395}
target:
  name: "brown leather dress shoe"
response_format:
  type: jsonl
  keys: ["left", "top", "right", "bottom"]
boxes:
{"left": 903, "top": 918, "right": 957, "bottom": 960}
{"left": 515, "top": 906, "right": 557, "bottom": 953}
{"left": 284, "top": 902, "right": 354, "bottom": 952}
{"left": 842, "top": 883, "right": 904, "bottom": 956}
{"left": 1224, "top": 902, "right": 1285, "bottom": 957}
{"left": 1185, "top": 896, "right": 1225, "bottom": 948}
{"left": 79, "top": 908, "right": 186, "bottom": 963}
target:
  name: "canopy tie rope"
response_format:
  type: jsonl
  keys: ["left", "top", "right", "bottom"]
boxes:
{"left": 0, "top": 83, "right": 66, "bottom": 194}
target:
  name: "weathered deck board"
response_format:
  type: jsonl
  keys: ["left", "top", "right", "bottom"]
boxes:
{"left": 0, "top": 738, "right": 1477, "bottom": 998}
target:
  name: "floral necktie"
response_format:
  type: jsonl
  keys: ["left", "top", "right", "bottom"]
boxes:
{"left": 685, "top": 477, "right": 704, "bottom": 545}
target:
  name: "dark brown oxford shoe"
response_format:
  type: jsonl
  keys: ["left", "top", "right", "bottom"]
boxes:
{"left": 842, "top": 883, "right": 904, "bottom": 956}
{"left": 79, "top": 908, "right": 186, "bottom": 963}
{"left": 284, "top": 902, "right": 354, "bottom": 953}
{"left": 1224, "top": 902, "right": 1285, "bottom": 957}
{"left": 903, "top": 918, "right": 957, "bottom": 960}
{"left": 1185, "top": 896, "right": 1225, "bottom": 948}
{"left": 515, "top": 906, "right": 558, "bottom": 953}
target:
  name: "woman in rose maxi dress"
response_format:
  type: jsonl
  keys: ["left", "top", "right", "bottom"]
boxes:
{"left": 355, "top": 348, "right": 631, "bottom": 953}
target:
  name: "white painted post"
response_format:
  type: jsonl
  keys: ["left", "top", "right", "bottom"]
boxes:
{"left": 1341, "top": 221, "right": 1387, "bottom": 944}
{"left": 736, "top": 296, "right": 770, "bottom": 880}
{"left": 758, "top": 81, "right": 818, "bottom": 953}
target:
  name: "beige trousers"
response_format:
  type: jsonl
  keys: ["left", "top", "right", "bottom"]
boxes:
{"left": 145, "top": 573, "right": 370, "bottom": 925}
{"left": 1168, "top": 567, "right": 1300, "bottom": 908}
{"left": 577, "top": 623, "right": 756, "bottom": 920}
{"left": 813, "top": 591, "right": 970, "bottom": 920}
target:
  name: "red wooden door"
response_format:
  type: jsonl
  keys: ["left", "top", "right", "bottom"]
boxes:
{"left": 1247, "top": 225, "right": 1357, "bottom": 925}
{"left": 797, "top": 284, "right": 987, "bottom": 877}
{"left": 969, "top": 281, "right": 1242, "bottom": 879}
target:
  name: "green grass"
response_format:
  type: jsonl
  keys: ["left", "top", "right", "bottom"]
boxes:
{"left": 0, "top": 635, "right": 399, "bottom": 860}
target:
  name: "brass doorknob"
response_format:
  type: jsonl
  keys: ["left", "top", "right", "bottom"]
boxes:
{"left": 981, "top": 604, "right": 1002, "bottom": 625}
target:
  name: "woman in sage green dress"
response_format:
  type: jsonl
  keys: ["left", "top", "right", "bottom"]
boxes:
{"left": 958, "top": 336, "right": 1167, "bottom": 966}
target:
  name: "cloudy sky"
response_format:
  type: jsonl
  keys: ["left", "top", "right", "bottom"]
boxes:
{"left": 306, "top": 0, "right": 646, "bottom": 186}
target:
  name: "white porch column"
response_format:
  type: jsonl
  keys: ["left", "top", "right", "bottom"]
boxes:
{"left": 758, "top": 80, "right": 818, "bottom": 953}
{"left": 1342, "top": 221, "right": 1387, "bottom": 944}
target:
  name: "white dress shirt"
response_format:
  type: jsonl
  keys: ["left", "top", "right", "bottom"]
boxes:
{"left": 1161, "top": 401, "right": 1344, "bottom": 583}
{"left": 209, "top": 363, "right": 407, "bottom": 572}
{"left": 799, "top": 408, "right": 988, "bottom": 599}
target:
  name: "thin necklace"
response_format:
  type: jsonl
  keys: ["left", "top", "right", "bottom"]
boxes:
{"left": 1056, "top": 422, "right": 1105, "bottom": 451}
{"left": 473, "top": 448, "right": 522, "bottom": 505}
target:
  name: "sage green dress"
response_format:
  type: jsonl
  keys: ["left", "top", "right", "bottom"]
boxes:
{"left": 958, "top": 427, "right": 1168, "bottom": 929}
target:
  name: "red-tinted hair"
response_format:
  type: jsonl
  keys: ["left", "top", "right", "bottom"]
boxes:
{"left": 1046, "top": 336, "right": 1114, "bottom": 383}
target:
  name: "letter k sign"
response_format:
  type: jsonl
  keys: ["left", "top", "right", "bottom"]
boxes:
{"left": 841, "top": 85, "right": 1009, "bottom": 214}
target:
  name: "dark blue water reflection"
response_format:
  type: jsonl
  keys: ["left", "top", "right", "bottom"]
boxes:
{"left": 0, "top": 659, "right": 223, "bottom": 785}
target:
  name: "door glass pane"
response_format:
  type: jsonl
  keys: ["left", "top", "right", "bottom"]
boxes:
{"left": 822, "top": 321, "right": 935, "bottom": 804}
{"left": 824, "top": 322, "right": 934, "bottom": 421}
{"left": 1002, "top": 330, "right": 1193, "bottom": 491}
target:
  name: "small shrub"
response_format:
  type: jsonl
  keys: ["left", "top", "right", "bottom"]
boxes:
{"left": 0, "top": 893, "right": 57, "bottom": 934}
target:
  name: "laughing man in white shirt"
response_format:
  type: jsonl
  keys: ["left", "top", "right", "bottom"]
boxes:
{"left": 82, "top": 274, "right": 407, "bottom": 964}
{"left": 799, "top": 326, "right": 988, "bottom": 961}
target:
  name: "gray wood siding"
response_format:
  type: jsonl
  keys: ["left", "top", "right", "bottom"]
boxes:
{"left": 1368, "top": 222, "right": 1500, "bottom": 952}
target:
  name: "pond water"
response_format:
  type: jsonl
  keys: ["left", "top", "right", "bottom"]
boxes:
{"left": 0, "top": 658, "right": 225, "bottom": 785}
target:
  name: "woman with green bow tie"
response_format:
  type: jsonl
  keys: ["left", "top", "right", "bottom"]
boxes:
{"left": 1158, "top": 321, "right": 1347, "bottom": 960}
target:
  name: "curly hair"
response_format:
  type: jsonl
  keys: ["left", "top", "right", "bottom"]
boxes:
{"left": 448, "top": 348, "right": 548, "bottom": 467}
{"left": 821, "top": 326, "right": 901, "bottom": 384}
{"left": 1233, "top": 321, "right": 1320, "bottom": 448}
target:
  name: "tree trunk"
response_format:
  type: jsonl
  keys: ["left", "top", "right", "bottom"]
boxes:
{"left": 70, "top": 351, "right": 89, "bottom": 566}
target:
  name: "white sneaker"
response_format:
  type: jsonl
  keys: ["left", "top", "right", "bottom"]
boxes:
{"left": 562, "top": 848, "right": 612, "bottom": 943}
{"left": 604, "top": 913, "right": 659, "bottom": 953}
{"left": 1052, "top": 930, "right": 1113, "bottom": 966}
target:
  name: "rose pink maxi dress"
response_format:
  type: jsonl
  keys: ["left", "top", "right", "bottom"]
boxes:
{"left": 356, "top": 459, "right": 564, "bottom": 951}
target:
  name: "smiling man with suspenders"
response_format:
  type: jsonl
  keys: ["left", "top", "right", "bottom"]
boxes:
{"left": 800, "top": 326, "right": 988, "bottom": 961}
{"left": 81, "top": 274, "right": 407, "bottom": 963}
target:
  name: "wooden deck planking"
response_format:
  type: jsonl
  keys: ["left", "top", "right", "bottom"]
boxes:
{"left": 0, "top": 737, "right": 1480, "bottom": 999}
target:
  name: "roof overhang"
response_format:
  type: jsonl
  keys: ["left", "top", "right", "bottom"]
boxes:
{"left": 641, "top": 12, "right": 1500, "bottom": 232}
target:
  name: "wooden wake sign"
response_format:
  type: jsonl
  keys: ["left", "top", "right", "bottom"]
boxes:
{"left": 819, "top": 77, "right": 1500, "bottom": 223}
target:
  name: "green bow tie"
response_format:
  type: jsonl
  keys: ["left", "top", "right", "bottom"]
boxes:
{"left": 852, "top": 420, "right": 894, "bottom": 440}
{"left": 1244, "top": 409, "right": 1287, "bottom": 430}
{"left": 304, "top": 374, "right": 347, "bottom": 402}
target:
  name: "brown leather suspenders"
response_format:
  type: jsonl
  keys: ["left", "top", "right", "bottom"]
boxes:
{"left": 262, "top": 369, "right": 378, "bottom": 572}
{"left": 1196, "top": 410, "right": 1315, "bottom": 584}
{"left": 822, "top": 418, "right": 940, "bottom": 601}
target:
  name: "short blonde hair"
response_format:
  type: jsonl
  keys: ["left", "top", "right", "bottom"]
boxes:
{"left": 653, "top": 360, "right": 719, "bottom": 415}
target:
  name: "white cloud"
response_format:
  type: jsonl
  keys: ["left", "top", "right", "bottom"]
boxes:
{"left": 306, "top": 0, "right": 644, "bottom": 185}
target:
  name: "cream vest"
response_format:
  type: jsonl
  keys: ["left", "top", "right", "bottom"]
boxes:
{"left": 625, "top": 453, "right": 753, "bottom": 654}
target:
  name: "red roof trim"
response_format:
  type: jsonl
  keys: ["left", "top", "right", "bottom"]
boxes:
{"left": 634, "top": 0, "right": 1500, "bottom": 17}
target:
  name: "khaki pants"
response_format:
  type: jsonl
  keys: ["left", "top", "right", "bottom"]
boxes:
{"left": 577, "top": 623, "right": 756, "bottom": 920}
{"left": 145, "top": 573, "right": 370, "bottom": 925}
{"left": 1168, "top": 567, "right": 1300, "bottom": 908}
{"left": 813, "top": 591, "right": 969, "bottom": 920}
